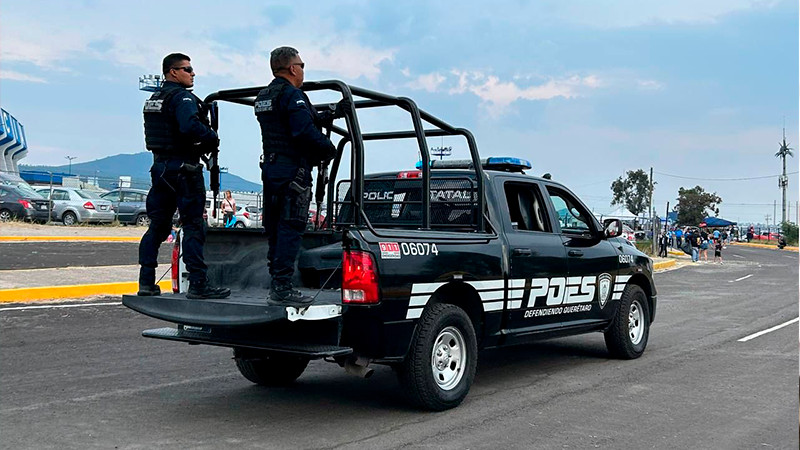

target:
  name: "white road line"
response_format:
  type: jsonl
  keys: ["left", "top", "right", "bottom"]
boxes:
{"left": 738, "top": 317, "right": 799, "bottom": 342}
{"left": 732, "top": 254, "right": 745, "bottom": 259}
{"left": 0, "top": 302, "right": 121, "bottom": 312}
{"left": 728, "top": 274, "right": 753, "bottom": 283}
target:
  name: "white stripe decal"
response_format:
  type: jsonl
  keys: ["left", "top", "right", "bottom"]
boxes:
{"left": 411, "top": 282, "right": 445, "bottom": 294}
{"left": 408, "top": 295, "right": 430, "bottom": 307}
{"left": 406, "top": 308, "right": 423, "bottom": 319}
{"left": 509, "top": 279, "right": 526, "bottom": 288}
{"left": 467, "top": 280, "right": 505, "bottom": 290}
{"left": 613, "top": 284, "right": 626, "bottom": 292}
{"left": 483, "top": 301, "right": 504, "bottom": 311}
{"left": 508, "top": 300, "right": 523, "bottom": 309}
{"left": 616, "top": 275, "right": 632, "bottom": 283}
{"left": 479, "top": 290, "right": 505, "bottom": 301}
{"left": 508, "top": 289, "right": 525, "bottom": 298}
{"left": 612, "top": 292, "right": 622, "bottom": 300}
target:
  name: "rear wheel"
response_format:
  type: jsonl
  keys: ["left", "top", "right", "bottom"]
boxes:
{"left": 0, "top": 209, "right": 12, "bottom": 222}
{"left": 604, "top": 284, "right": 650, "bottom": 359}
{"left": 62, "top": 211, "right": 78, "bottom": 226}
{"left": 398, "top": 303, "right": 478, "bottom": 411}
{"left": 135, "top": 213, "right": 150, "bottom": 227}
{"left": 234, "top": 221, "right": 245, "bottom": 228}
{"left": 233, "top": 349, "right": 309, "bottom": 386}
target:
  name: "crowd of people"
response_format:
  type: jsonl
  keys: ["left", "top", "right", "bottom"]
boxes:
{"left": 657, "top": 225, "right": 736, "bottom": 264}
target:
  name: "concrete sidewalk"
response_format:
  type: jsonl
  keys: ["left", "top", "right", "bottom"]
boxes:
{"left": 0, "top": 265, "right": 171, "bottom": 303}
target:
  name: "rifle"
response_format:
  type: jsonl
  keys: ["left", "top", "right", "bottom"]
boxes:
{"left": 205, "top": 101, "right": 221, "bottom": 220}
{"left": 314, "top": 125, "right": 332, "bottom": 230}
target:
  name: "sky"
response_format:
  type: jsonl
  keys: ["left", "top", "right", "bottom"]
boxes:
{"left": 1, "top": 0, "right": 798, "bottom": 225}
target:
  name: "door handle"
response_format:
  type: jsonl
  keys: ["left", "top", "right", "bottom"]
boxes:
{"left": 568, "top": 249, "right": 584, "bottom": 257}
{"left": 513, "top": 247, "right": 532, "bottom": 257}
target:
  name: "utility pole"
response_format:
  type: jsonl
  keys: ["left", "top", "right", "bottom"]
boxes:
{"left": 773, "top": 200, "right": 777, "bottom": 232}
{"left": 777, "top": 126, "right": 793, "bottom": 225}
{"left": 650, "top": 167, "right": 655, "bottom": 255}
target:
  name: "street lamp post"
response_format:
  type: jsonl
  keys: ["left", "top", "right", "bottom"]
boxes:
{"left": 65, "top": 155, "right": 77, "bottom": 175}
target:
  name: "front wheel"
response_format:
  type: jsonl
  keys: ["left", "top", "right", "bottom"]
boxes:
{"left": 135, "top": 213, "right": 150, "bottom": 227}
{"left": 604, "top": 284, "right": 650, "bottom": 359}
{"left": 233, "top": 349, "right": 309, "bottom": 386}
{"left": 398, "top": 303, "right": 478, "bottom": 411}
{"left": 0, "top": 209, "right": 12, "bottom": 222}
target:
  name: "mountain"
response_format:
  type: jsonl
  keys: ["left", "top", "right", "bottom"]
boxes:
{"left": 21, "top": 152, "right": 262, "bottom": 192}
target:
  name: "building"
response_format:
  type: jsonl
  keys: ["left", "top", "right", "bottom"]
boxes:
{"left": 0, "top": 108, "right": 27, "bottom": 181}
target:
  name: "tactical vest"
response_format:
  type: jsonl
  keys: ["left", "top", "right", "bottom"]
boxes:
{"left": 143, "top": 85, "right": 209, "bottom": 156}
{"left": 254, "top": 81, "right": 292, "bottom": 157}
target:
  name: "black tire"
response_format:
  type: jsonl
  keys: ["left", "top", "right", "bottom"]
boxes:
{"left": 62, "top": 211, "right": 78, "bottom": 226}
{"left": 0, "top": 209, "right": 12, "bottom": 222}
{"left": 233, "top": 349, "right": 309, "bottom": 386}
{"left": 135, "top": 213, "right": 150, "bottom": 227}
{"left": 398, "top": 303, "right": 478, "bottom": 411}
{"left": 234, "top": 221, "right": 245, "bottom": 229}
{"left": 604, "top": 284, "right": 650, "bottom": 359}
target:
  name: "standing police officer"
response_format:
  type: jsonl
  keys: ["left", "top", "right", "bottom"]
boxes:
{"left": 139, "top": 53, "right": 230, "bottom": 299}
{"left": 255, "top": 47, "right": 350, "bottom": 306}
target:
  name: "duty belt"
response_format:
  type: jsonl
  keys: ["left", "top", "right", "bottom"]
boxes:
{"left": 265, "top": 153, "right": 306, "bottom": 166}
{"left": 153, "top": 153, "right": 200, "bottom": 165}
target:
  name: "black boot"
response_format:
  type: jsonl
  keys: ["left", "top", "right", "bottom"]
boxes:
{"left": 137, "top": 284, "right": 161, "bottom": 296}
{"left": 186, "top": 279, "right": 231, "bottom": 299}
{"left": 268, "top": 281, "right": 313, "bottom": 307}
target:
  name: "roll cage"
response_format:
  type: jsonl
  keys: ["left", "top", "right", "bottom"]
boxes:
{"left": 203, "top": 80, "right": 487, "bottom": 233}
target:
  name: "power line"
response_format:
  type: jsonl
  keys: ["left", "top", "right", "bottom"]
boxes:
{"left": 654, "top": 170, "right": 799, "bottom": 181}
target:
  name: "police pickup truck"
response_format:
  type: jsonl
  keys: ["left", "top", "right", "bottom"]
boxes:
{"left": 123, "top": 81, "right": 656, "bottom": 411}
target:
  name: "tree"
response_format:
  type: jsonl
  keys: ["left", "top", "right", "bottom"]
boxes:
{"left": 775, "top": 135, "right": 793, "bottom": 224}
{"left": 674, "top": 186, "right": 721, "bottom": 226}
{"left": 610, "top": 169, "right": 651, "bottom": 228}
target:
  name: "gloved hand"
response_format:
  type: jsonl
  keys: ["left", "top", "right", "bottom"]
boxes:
{"left": 332, "top": 99, "right": 353, "bottom": 119}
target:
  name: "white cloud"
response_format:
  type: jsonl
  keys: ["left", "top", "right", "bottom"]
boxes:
{"left": 407, "top": 72, "right": 446, "bottom": 92}
{"left": 0, "top": 70, "right": 47, "bottom": 83}
{"left": 637, "top": 79, "right": 664, "bottom": 90}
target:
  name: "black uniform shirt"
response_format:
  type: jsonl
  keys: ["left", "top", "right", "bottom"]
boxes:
{"left": 274, "top": 77, "right": 336, "bottom": 161}
{"left": 163, "top": 81, "right": 218, "bottom": 148}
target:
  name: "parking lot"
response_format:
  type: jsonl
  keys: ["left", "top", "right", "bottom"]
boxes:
{"left": 0, "top": 241, "right": 796, "bottom": 449}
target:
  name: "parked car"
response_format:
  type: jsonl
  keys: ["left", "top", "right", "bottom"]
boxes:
{"left": 101, "top": 188, "right": 149, "bottom": 226}
{"left": 0, "top": 184, "right": 51, "bottom": 222}
{"left": 235, "top": 205, "right": 262, "bottom": 228}
{"left": 36, "top": 187, "right": 115, "bottom": 225}
{"left": 753, "top": 231, "right": 781, "bottom": 241}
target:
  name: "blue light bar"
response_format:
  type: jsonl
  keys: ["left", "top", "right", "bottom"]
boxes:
{"left": 415, "top": 156, "right": 532, "bottom": 173}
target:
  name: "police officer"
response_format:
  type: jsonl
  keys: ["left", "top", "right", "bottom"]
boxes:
{"left": 255, "top": 46, "right": 350, "bottom": 306}
{"left": 138, "top": 53, "right": 230, "bottom": 299}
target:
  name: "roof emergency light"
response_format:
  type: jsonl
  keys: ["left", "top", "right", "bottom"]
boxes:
{"left": 415, "top": 156, "right": 532, "bottom": 173}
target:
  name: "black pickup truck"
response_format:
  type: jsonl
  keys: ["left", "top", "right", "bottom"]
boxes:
{"left": 124, "top": 81, "right": 656, "bottom": 411}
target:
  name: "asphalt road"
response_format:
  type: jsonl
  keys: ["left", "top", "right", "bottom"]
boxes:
{"left": 0, "top": 245, "right": 797, "bottom": 449}
{"left": 0, "top": 242, "right": 171, "bottom": 270}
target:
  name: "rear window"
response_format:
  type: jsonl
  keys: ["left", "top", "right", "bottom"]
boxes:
{"left": 14, "top": 185, "right": 45, "bottom": 199}
{"left": 335, "top": 176, "right": 478, "bottom": 230}
{"left": 76, "top": 190, "right": 102, "bottom": 199}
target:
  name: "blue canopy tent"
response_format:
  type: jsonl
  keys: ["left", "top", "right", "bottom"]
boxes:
{"left": 702, "top": 217, "right": 737, "bottom": 227}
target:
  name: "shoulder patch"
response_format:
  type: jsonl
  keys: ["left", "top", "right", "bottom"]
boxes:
{"left": 296, "top": 99, "right": 305, "bottom": 105}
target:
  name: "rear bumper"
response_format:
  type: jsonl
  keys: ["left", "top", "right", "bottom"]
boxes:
{"left": 82, "top": 210, "right": 115, "bottom": 222}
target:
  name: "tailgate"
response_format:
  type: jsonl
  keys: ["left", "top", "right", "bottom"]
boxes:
{"left": 122, "top": 288, "right": 351, "bottom": 358}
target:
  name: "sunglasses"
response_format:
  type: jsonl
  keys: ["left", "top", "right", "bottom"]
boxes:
{"left": 286, "top": 62, "right": 305, "bottom": 70}
{"left": 171, "top": 66, "right": 194, "bottom": 74}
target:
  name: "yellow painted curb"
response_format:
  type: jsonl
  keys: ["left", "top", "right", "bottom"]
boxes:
{"left": 0, "top": 280, "right": 171, "bottom": 303}
{"left": 0, "top": 236, "right": 141, "bottom": 242}
{"left": 730, "top": 242, "right": 799, "bottom": 252}
{"left": 653, "top": 260, "right": 676, "bottom": 271}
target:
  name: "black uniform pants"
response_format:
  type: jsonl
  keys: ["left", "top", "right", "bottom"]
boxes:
{"left": 138, "top": 158, "right": 207, "bottom": 285}
{"left": 262, "top": 160, "right": 312, "bottom": 286}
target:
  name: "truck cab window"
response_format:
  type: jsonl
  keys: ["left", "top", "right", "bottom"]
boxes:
{"left": 547, "top": 187, "right": 593, "bottom": 234}
{"left": 503, "top": 182, "right": 550, "bottom": 232}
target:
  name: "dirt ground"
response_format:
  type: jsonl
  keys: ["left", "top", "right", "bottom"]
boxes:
{"left": 0, "top": 221, "right": 147, "bottom": 237}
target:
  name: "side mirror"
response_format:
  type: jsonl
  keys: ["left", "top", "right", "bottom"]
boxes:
{"left": 603, "top": 218, "right": 622, "bottom": 238}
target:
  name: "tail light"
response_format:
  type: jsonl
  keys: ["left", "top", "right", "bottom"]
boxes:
{"left": 243, "top": 211, "right": 250, "bottom": 219}
{"left": 171, "top": 239, "right": 180, "bottom": 293}
{"left": 18, "top": 199, "right": 31, "bottom": 209}
{"left": 83, "top": 201, "right": 95, "bottom": 210}
{"left": 342, "top": 250, "right": 380, "bottom": 303}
